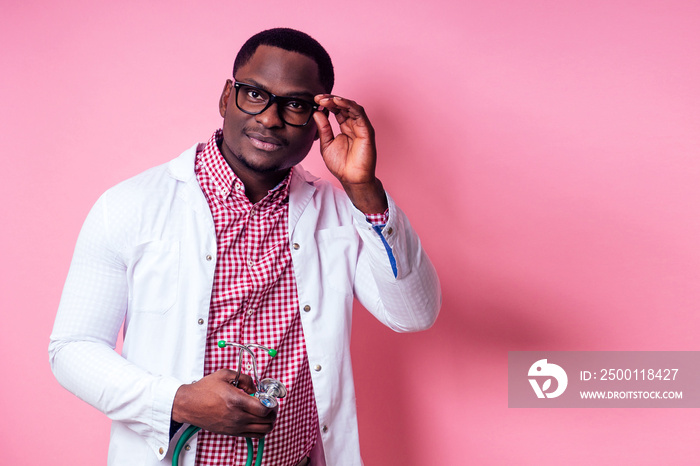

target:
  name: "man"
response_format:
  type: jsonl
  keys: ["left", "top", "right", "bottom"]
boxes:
{"left": 50, "top": 28, "right": 440, "bottom": 466}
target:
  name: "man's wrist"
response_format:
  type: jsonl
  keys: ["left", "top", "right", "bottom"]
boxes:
{"left": 171, "top": 383, "right": 191, "bottom": 425}
{"left": 342, "top": 178, "right": 388, "bottom": 215}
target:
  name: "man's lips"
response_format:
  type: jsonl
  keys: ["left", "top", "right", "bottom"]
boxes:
{"left": 246, "top": 132, "right": 286, "bottom": 152}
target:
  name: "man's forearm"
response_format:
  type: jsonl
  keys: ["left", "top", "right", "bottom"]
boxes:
{"left": 342, "top": 177, "right": 388, "bottom": 215}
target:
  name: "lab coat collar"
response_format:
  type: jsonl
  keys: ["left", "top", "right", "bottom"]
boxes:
{"left": 166, "top": 143, "right": 320, "bottom": 232}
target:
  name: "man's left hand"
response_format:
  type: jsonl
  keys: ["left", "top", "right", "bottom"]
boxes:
{"left": 313, "top": 95, "right": 388, "bottom": 214}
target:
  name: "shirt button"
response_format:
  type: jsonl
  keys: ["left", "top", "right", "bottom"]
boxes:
{"left": 159, "top": 447, "right": 164, "bottom": 455}
{"left": 248, "top": 259, "right": 254, "bottom": 267}
{"left": 314, "top": 364, "right": 322, "bottom": 372}
{"left": 303, "top": 305, "right": 311, "bottom": 312}
{"left": 246, "top": 363, "right": 253, "bottom": 371}
{"left": 205, "top": 254, "right": 212, "bottom": 261}
{"left": 293, "top": 243, "right": 300, "bottom": 250}
{"left": 235, "top": 182, "right": 243, "bottom": 190}
{"left": 322, "top": 425, "right": 329, "bottom": 433}
{"left": 247, "top": 309, "right": 254, "bottom": 315}
{"left": 185, "top": 445, "right": 191, "bottom": 451}
{"left": 198, "top": 318, "right": 204, "bottom": 325}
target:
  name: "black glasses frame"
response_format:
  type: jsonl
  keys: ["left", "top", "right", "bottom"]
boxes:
{"left": 233, "top": 81, "right": 319, "bottom": 127}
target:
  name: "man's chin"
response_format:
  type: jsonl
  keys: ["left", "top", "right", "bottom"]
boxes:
{"left": 236, "top": 153, "right": 283, "bottom": 174}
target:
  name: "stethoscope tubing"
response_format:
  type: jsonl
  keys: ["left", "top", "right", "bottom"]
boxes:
{"left": 172, "top": 425, "right": 264, "bottom": 466}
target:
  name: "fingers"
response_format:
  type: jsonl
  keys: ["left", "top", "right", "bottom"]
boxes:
{"left": 315, "top": 94, "right": 362, "bottom": 115}
{"left": 214, "top": 370, "right": 274, "bottom": 415}
{"left": 217, "top": 368, "right": 250, "bottom": 392}
{"left": 234, "top": 390, "right": 277, "bottom": 418}
{"left": 315, "top": 95, "right": 363, "bottom": 118}
{"left": 315, "top": 94, "right": 374, "bottom": 137}
{"left": 312, "top": 110, "right": 335, "bottom": 152}
{"left": 173, "top": 369, "right": 280, "bottom": 437}
{"left": 222, "top": 370, "right": 256, "bottom": 395}
{"left": 237, "top": 424, "right": 277, "bottom": 439}
{"left": 203, "top": 370, "right": 278, "bottom": 431}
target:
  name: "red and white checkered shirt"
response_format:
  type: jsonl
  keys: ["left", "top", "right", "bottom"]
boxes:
{"left": 193, "top": 130, "right": 318, "bottom": 465}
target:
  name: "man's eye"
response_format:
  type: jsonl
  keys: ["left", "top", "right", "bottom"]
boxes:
{"left": 286, "top": 100, "right": 310, "bottom": 113}
{"left": 247, "top": 90, "right": 264, "bottom": 100}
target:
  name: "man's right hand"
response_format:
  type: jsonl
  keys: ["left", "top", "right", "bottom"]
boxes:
{"left": 171, "top": 369, "right": 277, "bottom": 438}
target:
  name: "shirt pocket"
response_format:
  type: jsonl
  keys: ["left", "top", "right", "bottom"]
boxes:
{"left": 127, "top": 240, "right": 180, "bottom": 314}
{"left": 315, "top": 225, "right": 358, "bottom": 296}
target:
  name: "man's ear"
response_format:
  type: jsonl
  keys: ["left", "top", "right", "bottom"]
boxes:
{"left": 219, "top": 80, "right": 233, "bottom": 118}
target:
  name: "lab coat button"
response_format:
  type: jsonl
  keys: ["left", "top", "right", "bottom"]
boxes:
{"left": 206, "top": 254, "right": 212, "bottom": 261}
{"left": 159, "top": 447, "right": 164, "bottom": 455}
{"left": 185, "top": 445, "right": 191, "bottom": 451}
{"left": 386, "top": 227, "right": 393, "bottom": 235}
{"left": 322, "top": 425, "right": 329, "bottom": 433}
{"left": 198, "top": 318, "right": 204, "bottom": 325}
{"left": 314, "top": 365, "right": 322, "bottom": 372}
{"left": 293, "top": 243, "right": 300, "bottom": 250}
{"left": 303, "top": 305, "right": 311, "bottom": 312}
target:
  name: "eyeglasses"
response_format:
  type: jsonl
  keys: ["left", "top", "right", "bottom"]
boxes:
{"left": 233, "top": 81, "right": 319, "bottom": 127}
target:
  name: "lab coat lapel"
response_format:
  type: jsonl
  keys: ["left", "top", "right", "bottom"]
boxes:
{"left": 288, "top": 166, "right": 318, "bottom": 234}
{"left": 167, "top": 144, "right": 216, "bottom": 226}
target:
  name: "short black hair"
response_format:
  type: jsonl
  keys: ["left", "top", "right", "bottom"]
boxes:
{"left": 233, "top": 28, "right": 334, "bottom": 93}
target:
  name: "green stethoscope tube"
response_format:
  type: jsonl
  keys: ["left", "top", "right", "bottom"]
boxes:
{"left": 172, "top": 425, "right": 200, "bottom": 465}
{"left": 172, "top": 425, "right": 264, "bottom": 466}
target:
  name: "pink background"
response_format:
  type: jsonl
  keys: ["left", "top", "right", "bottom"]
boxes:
{"left": 2, "top": 0, "right": 700, "bottom": 464}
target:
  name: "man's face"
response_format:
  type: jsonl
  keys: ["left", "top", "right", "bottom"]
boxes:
{"left": 219, "top": 45, "right": 325, "bottom": 175}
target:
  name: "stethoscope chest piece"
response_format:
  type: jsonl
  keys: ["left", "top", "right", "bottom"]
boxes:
{"left": 256, "top": 378, "right": 287, "bottom": 408}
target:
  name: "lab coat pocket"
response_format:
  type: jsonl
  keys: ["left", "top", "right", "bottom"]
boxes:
{"left": 315, "top": 225, "right": 358, "bottom": 296}
{"left": 127, "top": 240, "right": 180, "bottom": 314}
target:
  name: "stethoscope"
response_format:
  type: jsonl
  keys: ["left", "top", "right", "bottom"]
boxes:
{"left": 173, "top": 340, "right": 287, "bottom": 466}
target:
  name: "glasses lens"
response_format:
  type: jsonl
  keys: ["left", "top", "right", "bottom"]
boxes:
{"left": 236, "top": 84, "right": 271, "bottom": 113}
{"left": 278, "top": 98, "right": 314, "bottom": 126}
{"left": 236, "top": 84, "right": 314, "bottom": 126}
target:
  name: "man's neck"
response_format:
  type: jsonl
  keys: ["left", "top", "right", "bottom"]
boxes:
{"left": 233, "top": 165, "right": 289, "bottom": 204}
{"left": 214, "top": 138, "right": 291, "bottom": 204}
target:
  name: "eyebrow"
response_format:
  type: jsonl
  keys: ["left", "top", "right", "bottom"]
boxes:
{"left": 238, "top": 78, "right": 316, "bottom": 101}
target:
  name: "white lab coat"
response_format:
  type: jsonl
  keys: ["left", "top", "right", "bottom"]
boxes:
{"left": 49, "top": 144, "right": 441, "bottom": 466}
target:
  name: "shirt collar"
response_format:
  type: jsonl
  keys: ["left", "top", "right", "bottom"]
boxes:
{"left": 196, "top": 129, "right": 292, "bottom": 207}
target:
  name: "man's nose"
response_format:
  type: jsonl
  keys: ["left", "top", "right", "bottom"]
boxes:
{"left": 255, "top": 101, "right": 284, "bottom": 128}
